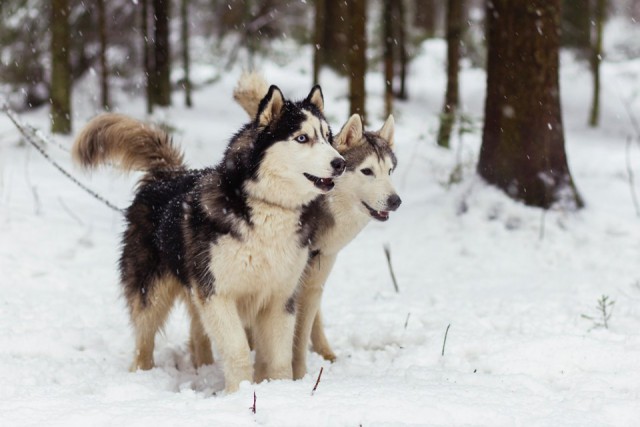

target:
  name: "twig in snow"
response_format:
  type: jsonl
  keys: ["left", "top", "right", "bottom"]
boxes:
{"left": 250, "top": 391, "right": 256, "bottom": 414}
{"left": 404, "top": 312, "right": 411, "bottom": 330}
{"left": 58, "top": 197, "right": 84, "bottom": 226}
{"left": 383, "top": 244, "right": 399, "bottom": 293}
{"left": 441, "top": 323, "right": 451, "bottom": 356}
{"left": 581, "top": 295, "right": 615, "bottom": 330}
{"left": 625, "top": 137, "right": 640, "bottom": 217}
{"left": 311, "top": 367, "right": 324, "bottom": 395}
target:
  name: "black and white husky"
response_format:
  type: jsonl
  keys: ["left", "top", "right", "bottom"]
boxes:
{"left": 72, "top": 86, "right": 345, "bottom": 392}
{"left": 234, "top": 73, "right": 402, "bottom": 379}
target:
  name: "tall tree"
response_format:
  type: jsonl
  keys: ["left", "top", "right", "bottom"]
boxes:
{"left": 383, "top": 0, "right": 394, "bottom": 116}
{"left": 588, "top": 0, "right": 606, "bottom": 127}
{"left": 394, "top": 0, "right": 408, "bottom": 100}
{"left": 414, "top": 0, "right": 437, "bottom": 37}
{"left": 436, "top": 0, "right": 463, "bottom": 148}
{"left": 561, "top": 0, "right": 591, "bottom": 49}
{"left": 347, "top": 0, "right": 366, "bottom": 119}
{"left": 97, "top": 0, "right": 109, "bottom": 110}
{"left": 141, "top": 0, "right": 153, "bottom": 114}
{"left": 152, "top": 0, "right": 171, "bottom": 106}
{"left": 323, "top": 0, "right": 350, "bottom": 73}
{"left": 312, "top": 0, "right": 326, "bottom": 85}
{"left": 478, "top": 0, "right": 582, "bottom": 209}
{"left": 181, "top": 0, "right": 192, "bottom": 107}
{"left": 51, "top": 0, "right": 72, "bottom": 134}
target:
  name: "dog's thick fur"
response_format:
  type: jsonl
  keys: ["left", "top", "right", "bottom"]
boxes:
{"left": 72, "top": 86, "right": 345, "bottom": 392}
{"left": 233, "top": 72, "right": 401, "bottom": 379}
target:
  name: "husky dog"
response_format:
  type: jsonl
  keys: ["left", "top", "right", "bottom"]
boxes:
{"left": 71, "top": 85, "right": 345, "bottom": 392}
{"left": 233, "top": 73, "right": 401, "bottom": 379}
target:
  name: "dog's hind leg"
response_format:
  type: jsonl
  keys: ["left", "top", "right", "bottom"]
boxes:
{"left": 184, "top": 296, "right": 214, "bottom": 368}
{"left": 311, "top": 310, "right": 336, "bottom": 362}
{"left": 254, "top": 294, "right": 295, "bottom": 383}
{"left": 292, "top": 253, "right": 337, "bottom": 380}
{"left": 128, "top": 276, "right": 181, "bottom": 371}
{"left": 196, "top": 295, "right": 252, "bottom": 393}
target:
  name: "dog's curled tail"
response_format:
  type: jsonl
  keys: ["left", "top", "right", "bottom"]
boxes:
{"left": 72, "top": 113, "right": 184, "bottom": 173}
{"left": 233, "top": 71, "right": 269, "bottom": 118}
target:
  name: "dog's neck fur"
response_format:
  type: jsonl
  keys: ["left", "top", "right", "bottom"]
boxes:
{"left": 243, "top": 177, "right": 317, "bottom": 212}
{"left": 316, "top": 185, "right": 371, "bottom": 254}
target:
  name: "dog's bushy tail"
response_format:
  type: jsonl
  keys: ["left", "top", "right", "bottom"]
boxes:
{"left": 72, "top": 113, "right": 184, "bottom": 174}
{"left": 233, "top": 71, "right": 269, "bottom": 118}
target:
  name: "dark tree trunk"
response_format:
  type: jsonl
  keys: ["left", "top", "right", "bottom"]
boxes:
{"left": 313, "top": 0, "right": 326, "bottom": 85}
{"left": 588, "top": 0, "right": 605, "bottom": 127}
{"left": 561, "top": 0, "right": 591, "bottom": 49}
{"left": 347, "top": 0, "right": 367, "bottom": 119}
{"left": 437, "top": 0, "right": 463, "bottom": 148}
{"left": 383, "top": 0, "right": 394, "bottom": 117}
{"left": 97, "top": 0, "right": 110, "bottom": 110}
{"left": 414, "top": 0, "right": 437, "bottom": 37}
{"left": 181, "top": 0, "right": 192, "bottom": 108}
{"left": 141, "top": 0, "right": 153, "bottom": 114}
{"left": 51, "top": 0, "right": 72, "bottom": 134}
{"left": 152, "top": 0, "right": 171, "bottom": 107}
{"left": 394, "top": 0, "right": 408, "bottom": 100}
{"left": 323, "top": 0, "right": 350, "bottom": 74}
{"left": 478, "top": 0, "right": 583, "bottom": 209}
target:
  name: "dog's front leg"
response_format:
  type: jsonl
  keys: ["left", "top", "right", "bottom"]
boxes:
{"left": 253, "top": 295, "right": 295, "bottom": 383}
{"left": 293, "top": 253, "right": 337, "bottom": 380}
{"left": 196, "top": 295, "right": 252, "bottom": 393}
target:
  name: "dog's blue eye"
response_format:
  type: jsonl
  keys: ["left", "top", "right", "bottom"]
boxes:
{"left": 295, "top": 135, "right": 308, "bottom": 143}
{"left": 361, "top": 168, "right": 373, "bottom": 176}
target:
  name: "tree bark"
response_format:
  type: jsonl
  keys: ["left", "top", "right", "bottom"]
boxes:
{"left": 561, "top": 0, "right": 591, "bottom": 49}
{"left": 97, "top": 0, "right": 110, "bottom": 110}
{"left": 588, "top": 0, "right": 605, "bottom": 127}
{"left": 141, "top": 0, "right": 153, "bottom": 114}
{"left": 152, "top": 0, "right": 171, "bottom": 107}
{"left": 383, "top": 0, "right": 394, "bottom": 117}
{"left": 313, "top": 0, "right": 326, "bottom": 85}
{"left": 348, "top": 0, "right": 367, "bottom": 119}
{"left": 478, "top": 0, "right": 583, "bottom": 209}
{"left": 51, "top": 0, "right": 72, "bottom": 134}
{"left": 181, "top": 0, "right": 192, "bottom": 108}
{"left": 323, "top": 0, "right": 350, "bottom": 74}
{"left": 414, "top": 0, "right": 437, "bottom": 37}
{"left": 394, "top": 0, "right": 408, "bottom": 100}
{"left": 437, "top": 0, "right": 463, "bottom": 148}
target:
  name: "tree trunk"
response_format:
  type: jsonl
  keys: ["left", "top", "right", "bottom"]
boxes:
{"left": 51, "top": 0, "right": 72, "bottom": 134}
{"left": 437, "top": 0, "right": 463, "bottom": 148}
{"left": 383, "top": 0, "right": 394, "bottom": 117}
{"left": 588, "top": 0, "right": 605, "bottom": 127}
{"left": 323, "top": 0, "right": 350, "bottom": 74}
{"left": 394, "top": 0, "right": 408, "bottom": 100}
{"left": 313, "top": 0, "right": 326, "bottom": 85}
{"left": 478, "top": 0, "right": 583, "bottom": 209}
{"left": 141, "top": 0, "right": 153, "bottom": 114}
{"left": 561, "top": 0, "right": 591, "bottom": 49}
{"left": 348, "top": 0, "right": 367, "bottom": 119}
{"left": 152, "top": 0, "right": 171, "bottom": 107}
{"left": 97, "top": 0, "right": 110, "bottom": 110}
{"left": 181, "top": 0, "right": 192, "bottom": 108}
{"left": 414, "top": 0, "right": 437, "bottom": 37}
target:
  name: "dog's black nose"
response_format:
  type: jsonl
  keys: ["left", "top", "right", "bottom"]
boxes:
{"left": 331, "top": 157, "right": 346, "bottom": 175}
{"left": 387, "top": 194, "right": 402, "bottom": 211}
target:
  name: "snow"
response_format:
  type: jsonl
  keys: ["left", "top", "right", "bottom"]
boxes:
{"left": 2, "top": 34, "right": 640, "bottom": 426}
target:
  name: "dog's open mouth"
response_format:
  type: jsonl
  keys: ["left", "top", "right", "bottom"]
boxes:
{"left": 362, "top": 202, "right": 390, "bottom": 221}
{"left": 304, "top": 173, "right": 335, "bottom": 192}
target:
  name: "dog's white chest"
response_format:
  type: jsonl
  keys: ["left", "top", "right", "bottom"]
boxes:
{"left": 208, "top": 202, "right": 308, "bottom": 299}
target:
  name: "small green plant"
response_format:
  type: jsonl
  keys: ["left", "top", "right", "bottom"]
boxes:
{"left": 581, "top": 295, "right": 615, "bottom": 329}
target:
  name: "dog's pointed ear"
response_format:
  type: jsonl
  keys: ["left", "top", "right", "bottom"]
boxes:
{"left": 305, "top": 85, "right": 324, "bottom": 113}
{"left": 257, "top": 85, "right": 285, "bottom": 127}
{"left": 335, "top": 114, "right": 364, "bottom": 150}
{"left": 378, "top": 114, "right": 395, "bottom": 149}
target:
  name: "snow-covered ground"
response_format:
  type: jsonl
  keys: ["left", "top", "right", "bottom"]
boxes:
{"left": 1, "top": 31, "right": 640, "bottom": 426}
